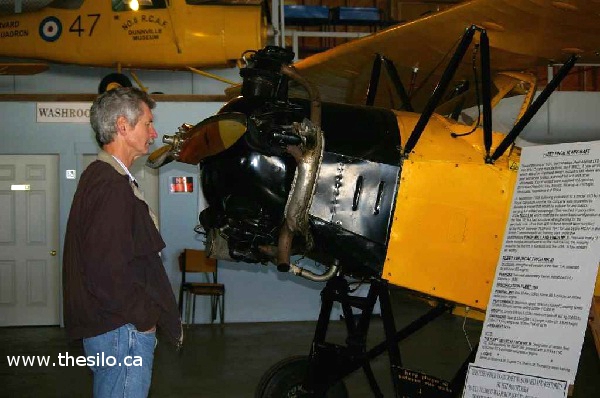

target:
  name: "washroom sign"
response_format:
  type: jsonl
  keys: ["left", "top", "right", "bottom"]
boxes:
{"left": 36, "top": 102, "right": 91, "bottom": 123}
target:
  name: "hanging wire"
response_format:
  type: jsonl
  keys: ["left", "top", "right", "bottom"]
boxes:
{"left": 462, "top": 306, "right": 473, "bottom": 351}
{"left": 410, "top": 33, "right": 464, "bottom": 99}
{"left": 451, "top": 44, "right": 481, "bottom": 138}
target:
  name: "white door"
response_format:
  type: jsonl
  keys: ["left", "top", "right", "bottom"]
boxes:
{"left": 0, "top": 155, "right": 59, "bottom": 326}
{"left": 82, "top": 154, "right": 159, "bottom": 218}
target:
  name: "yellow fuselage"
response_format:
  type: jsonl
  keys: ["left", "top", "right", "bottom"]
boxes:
{"left": 0, "top": 0, "right": 265, "bottom": 69}
{"left": 383, "top": 112, "right": 520, "bottom": 311}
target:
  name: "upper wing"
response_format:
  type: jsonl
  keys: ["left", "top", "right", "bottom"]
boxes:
{"left": 291, "top": 0, "right": 600, "bottom": 111}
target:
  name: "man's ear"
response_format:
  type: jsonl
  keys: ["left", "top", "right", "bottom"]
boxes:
{"left": 116, "top": 116, "right": 129, "bottom": 136}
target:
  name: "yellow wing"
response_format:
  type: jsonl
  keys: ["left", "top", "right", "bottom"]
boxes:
{"left": 291, "top": 0, "right": 600, "bottom": 110}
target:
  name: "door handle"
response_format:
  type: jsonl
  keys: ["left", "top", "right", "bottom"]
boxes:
{"left": 50, "top": 250, "right": 57, "bottom": 256}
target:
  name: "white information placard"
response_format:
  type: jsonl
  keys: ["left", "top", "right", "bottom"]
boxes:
{"left": 474, "top": 141, "right": 600, "bottom": 383}
{"left": 36, "top": 102, "right": 91, "bottom": 123}
{"left": 463, "top": 365, "right": 567, "bottom": 398}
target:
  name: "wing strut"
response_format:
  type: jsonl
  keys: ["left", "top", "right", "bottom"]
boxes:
{"left": 452, "top": 29, "right": 494, "bottom": 158}
{"left": 488, "top": 55, "right": 578, "bottom": 163}
{"left": 365, "top": 54, "right": 414, "bottom": 111}
{"left": 382, "top": 56, "right": 414, "bottom": 112}
{"left": 479, "top": 31, "right": 493, "bottom": 159}
{"left": 402, "top": 25, "right": 477, "bottom": 157}
{"left": 365, "top": 54, "right": 382, "bottom": 106}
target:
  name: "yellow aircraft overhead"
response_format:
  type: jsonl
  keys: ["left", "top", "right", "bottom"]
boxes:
{"left": 0, "top": 0, "right": 266, "bottom": 89}
{"left": 152, "top": 0, "right": 600, "bottom": 396}
{"left": 291, "top": 0, "right": 600, "bottom": 112}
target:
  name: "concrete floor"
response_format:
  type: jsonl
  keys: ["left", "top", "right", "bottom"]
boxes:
{"left": 1, "top": 296, "right": 598, "bottom": 397}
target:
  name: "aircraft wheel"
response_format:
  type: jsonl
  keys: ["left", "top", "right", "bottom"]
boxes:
{"left": 255, "top": 356, "right": 348, "bottom": 398}
{"left": 98, "top": 73, "right": 132, "bottom": 93}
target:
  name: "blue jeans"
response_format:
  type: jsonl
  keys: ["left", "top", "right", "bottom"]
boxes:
{"left": 83, "top": 323, "right": 156, "bottom": 398}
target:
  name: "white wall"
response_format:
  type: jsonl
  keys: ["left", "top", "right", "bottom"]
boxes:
{"left": 0, "top": 63, "right": 238, "bottom": 95}
{"left": 0, "top": 65, "right": 350, "bottom": 325}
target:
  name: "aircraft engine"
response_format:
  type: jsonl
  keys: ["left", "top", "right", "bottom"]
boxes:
{"left": 173, "top": 47, "right": 403, "bottom": 279}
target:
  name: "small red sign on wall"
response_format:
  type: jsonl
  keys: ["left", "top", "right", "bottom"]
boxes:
{"left": 170, "top": 176, "right": 194, "bottom": 193}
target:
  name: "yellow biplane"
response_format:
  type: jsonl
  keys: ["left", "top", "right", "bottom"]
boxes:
{"left": 0, "top": 0, "right": 266, "bottom": 91}
{"left": 150, "top": 0, "right": 600, "bottom": 396}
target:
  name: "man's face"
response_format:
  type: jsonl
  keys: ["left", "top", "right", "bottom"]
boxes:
{"left": 124, "top": 103, "right": 158, "bottom": 159}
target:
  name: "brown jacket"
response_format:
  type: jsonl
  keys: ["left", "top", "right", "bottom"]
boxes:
{"left": 63, "top": 153, "right": 182, "bottom": 346}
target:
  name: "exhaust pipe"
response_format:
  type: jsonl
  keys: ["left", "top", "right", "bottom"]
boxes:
{"left": 276, "top": 65, "right": 324, "bottom": 273}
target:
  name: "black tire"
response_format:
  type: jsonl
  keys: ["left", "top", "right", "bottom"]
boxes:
{"left": 255, "top": 356, "right": 348, "bottom": 398}
{"left": 98, "top": 73, "right": 132, "bottom": 93}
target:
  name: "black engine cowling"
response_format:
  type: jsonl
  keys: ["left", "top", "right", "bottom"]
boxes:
{"left": 199, "top": 47, "right": 403, "bottom": 277}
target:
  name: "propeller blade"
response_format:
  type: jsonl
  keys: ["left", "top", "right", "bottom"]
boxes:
{"left": 146, "top": 144, "right": 174, "bottom": 169}
{"left": 177, "top": 112, "right": 247, "bottom": 165}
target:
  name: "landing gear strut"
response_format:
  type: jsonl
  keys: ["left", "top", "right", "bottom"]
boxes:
{"left": 256, "top": 275, "right": 476, "bottom": 397}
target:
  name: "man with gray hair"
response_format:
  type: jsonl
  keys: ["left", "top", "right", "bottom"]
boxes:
{"left": 63, "top": 87, "right": 182, "bottom": 398}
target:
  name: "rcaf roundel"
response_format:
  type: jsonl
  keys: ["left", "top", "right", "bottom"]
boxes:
{"left": 39, "top": 16, "right": 62, "bottom": 42}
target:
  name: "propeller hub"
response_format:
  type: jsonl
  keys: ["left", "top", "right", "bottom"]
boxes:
{"left": 162, "top": 134, "right": 176, "bottom": 146}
